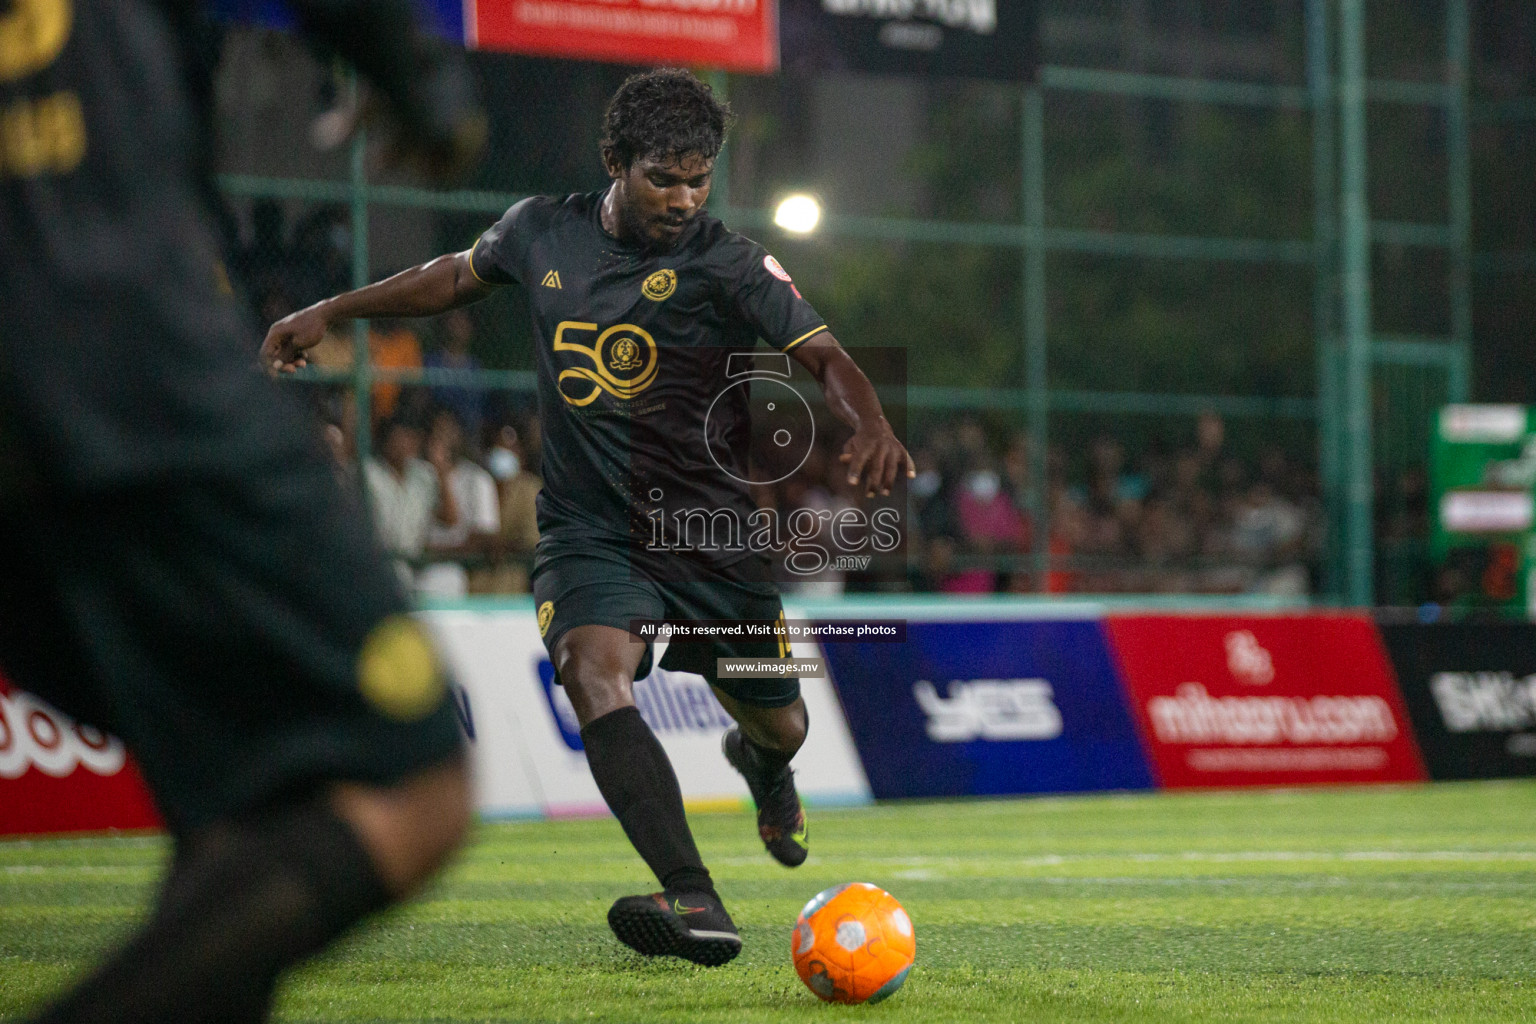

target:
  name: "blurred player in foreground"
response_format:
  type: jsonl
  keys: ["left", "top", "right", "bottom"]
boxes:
{"left": 0, "top": 0, "right": 484, "bottom": 1020}
{"left": 265, "top": 68, "right": 913, "bottom": 967}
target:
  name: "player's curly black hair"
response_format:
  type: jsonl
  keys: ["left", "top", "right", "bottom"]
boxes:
{"left": 600, "top": 69, "right": 735, "bottom": 170}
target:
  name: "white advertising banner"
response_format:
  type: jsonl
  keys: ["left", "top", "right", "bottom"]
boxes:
{"left": 422, "top": 609, "right": 871, "bottom": 820}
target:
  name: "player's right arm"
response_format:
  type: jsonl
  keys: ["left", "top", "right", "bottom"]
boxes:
{"left": 265, "top": 198, "right": 538, "bottom": 372}
{"left": 261, "top": 251, "right": 492, "bottom": 373}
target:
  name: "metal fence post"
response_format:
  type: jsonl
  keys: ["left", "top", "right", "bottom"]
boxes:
{"left": 1022, "top": 86, "right": 1049, "bottom": 591}
{"left": 1307, "top": 0, "right": 1340, "bottom": 601}
{"left": 708, "top": 70, "right": 731, "bottom": 210}
{"left": 1446, "top": 0, "right": 1473, "bottom": 403}
{"left": 1339, "top": 0, "right": 1374, "bottom": 605}
{"left": 348, "top": 71, "right": 373, "bottom": 465}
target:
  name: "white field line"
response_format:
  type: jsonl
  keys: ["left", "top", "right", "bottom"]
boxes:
{"left": 11, "top": 849, "right": 1536, "bottom": 877}
{"left": 0, "top": 864, "right": 155, "bottom": 875}
{"left": 715, "top": 850, "right": 1536, "bottom": 870}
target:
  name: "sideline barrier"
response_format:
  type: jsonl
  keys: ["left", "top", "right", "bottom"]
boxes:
{"left": 1108, "top": 614, "right": 1426, "bottom": 788}
{"left": 0, "top": 609, "right": 871, "bottom": 837}
{"left": 1381, "top": 621, "right": 1536, "bottom": 779}
{"left": 11, "top": 599, "right": 1536, "bottom": 838}
{"left": 0, "top": 677, "right": 161, "bottom": 835}
{"left": 818, "top": 613, "right": 1154, "bottom": 799}
{"left": 424, "top": 609, "right": 872, "bottom": 820}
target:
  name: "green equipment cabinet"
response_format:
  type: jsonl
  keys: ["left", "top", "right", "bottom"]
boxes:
{"left": 1431, "top": 405, "right": 1536, "bottom": 617}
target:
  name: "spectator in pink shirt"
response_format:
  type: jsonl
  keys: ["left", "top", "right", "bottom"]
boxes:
{"left": 947, "top": 462, "right": 1031, "bottom": 593}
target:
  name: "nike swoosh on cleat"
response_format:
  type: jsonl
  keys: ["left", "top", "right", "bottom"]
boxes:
{"left": 673, "top": 899, "right": 708, "bottom": 915}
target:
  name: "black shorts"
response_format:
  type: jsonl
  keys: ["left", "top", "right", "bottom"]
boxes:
{"left": 0, "top": 425, "right": 464, "bottom": 835}
{"left": 531, "top": 537, "right": 801, "bottom": 708}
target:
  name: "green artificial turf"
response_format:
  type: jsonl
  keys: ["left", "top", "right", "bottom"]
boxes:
{"left": 4, "top": 781, "right": 1536, "bottom": 1022}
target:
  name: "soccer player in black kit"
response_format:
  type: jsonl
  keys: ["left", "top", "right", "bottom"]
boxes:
{"left": 2, "top": 0, "right": 484, "bottom": 1021}
{"left": 265, "top": 68, "right": 913, "bottom": 966}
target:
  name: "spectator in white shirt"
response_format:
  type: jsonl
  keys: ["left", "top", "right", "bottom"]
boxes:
{"left": 417, "top": 407, "right": 500, "bottom": 598}
{"left": 364, "top": 416, "right": 458, "bottom": 590}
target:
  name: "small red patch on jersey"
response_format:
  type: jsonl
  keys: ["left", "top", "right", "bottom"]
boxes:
{"left": 791, "top": 284, "right": 803, "bottom": 299}
{"left": 764, "top": 255, "right": 793, "bottom": 282}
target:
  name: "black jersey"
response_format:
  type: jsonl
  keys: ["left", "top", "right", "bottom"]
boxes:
{"left": 0, "top": 0, "right": 468, "bottom": 493}
{"left": 0, "top": 0, "right": 271, "bottom": 490}
{"left": 471, "top": 191, "right": 828, "bottom": 566}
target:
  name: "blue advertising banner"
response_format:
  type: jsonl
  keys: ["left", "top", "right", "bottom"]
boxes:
{"left": 207, "top": 0, "right": 465, "bottom": 42}
{"left": 820, "top": 619, "right": 1153, "bottom": 798}
{"left": 537, "top": 658, "right": 737, "bottom": 753}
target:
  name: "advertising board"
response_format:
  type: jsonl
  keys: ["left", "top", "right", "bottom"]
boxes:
{"left": 1380, "top": 621, "right": 1536, "bottom": 779}
{"left": 0, "top": 677, "right": 161, "bottom": 835}
{"left": 423, "top": 609, "right": 870, "bottom": 818}
{"left": 780, "top": 0, "right": 1038, "bottom": 81}
{"left": 472, "top": 0, "right": 779, "bottom": 73}
{"left": 818, "top": 618, "right": 1153, "bottom": 799}
{"left": 1430, "top": 404, "right": 1536, "bottom": 615}
{"left": 1106, "top": 615, "right": 1427, "bottom": 788}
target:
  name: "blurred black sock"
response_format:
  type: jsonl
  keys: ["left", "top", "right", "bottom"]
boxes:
{"left": 742, "top": 733, "right": 795, "bottom": 779}
{"left": 29, "top": 798, "right": 391, "bottom": 1024}
{"left": 582, "top": 705, "right": 716, "bottom": 897}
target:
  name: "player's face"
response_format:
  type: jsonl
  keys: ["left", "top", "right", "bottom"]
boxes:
{"left": 608, "top": 152, "right": 714, "bottom": 249}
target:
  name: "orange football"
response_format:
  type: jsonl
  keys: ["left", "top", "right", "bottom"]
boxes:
{"left": 790, "top": 883, "right": 915, "bottom": 1004}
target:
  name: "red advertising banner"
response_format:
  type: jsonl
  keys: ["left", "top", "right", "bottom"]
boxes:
{"left": 1106, "top": 615, "right": 1427, "bottom": 788}
{"left": 0, "top": 677, "right": 161, "bottom": 836}
{"left": 471, "top": 0, "right": 779, "bottom": 73}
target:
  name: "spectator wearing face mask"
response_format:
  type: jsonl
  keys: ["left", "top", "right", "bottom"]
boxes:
{"left": 470, "top": 417, "right": 543, "bottom": 594}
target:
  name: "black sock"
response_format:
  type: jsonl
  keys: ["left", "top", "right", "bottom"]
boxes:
{"left": 742, "top": 733, "right": 796, "bottom": 779}
{"left": 581, "top": 705, "right": 715, "bottom": 897}
{"left": 29, "top": 798, "right": 392, "bottom": 1024}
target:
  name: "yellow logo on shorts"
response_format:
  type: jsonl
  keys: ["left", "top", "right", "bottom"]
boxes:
{"left": 537, "top": 601, "right": 555, "bottom": 637}
{"left": 642, "top": 268, "right": 677, "bottom": 302}
{"left": 357, "top": 616, "right": 444, "bottom": 722}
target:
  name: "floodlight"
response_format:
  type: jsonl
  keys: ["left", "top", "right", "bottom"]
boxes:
{"left": 774, "top": 194, "right": 822, "bottom": 235}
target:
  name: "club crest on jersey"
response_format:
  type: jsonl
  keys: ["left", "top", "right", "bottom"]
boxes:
{"left": 642, "top": 268, "right": 677, "bottom": 302}
{"left": 552, "top": 320, "right": 660, "bottom": 406}
{"left": 764, "top": 255, "right": 793, "bottom": 282}
{"left": 609, "top": 337, "right": 644, "bottom": 372}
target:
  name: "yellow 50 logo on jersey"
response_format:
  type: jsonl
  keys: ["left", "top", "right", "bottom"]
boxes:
{"left": 553, "top": 321, "right": 659, "bottom": 406}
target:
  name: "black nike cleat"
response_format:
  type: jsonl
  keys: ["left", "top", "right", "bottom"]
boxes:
{"left": 722, "top": 727, "right": 809, "bottom": 867}
{"left": 607, "top": 890, "right": 742, "bottom": 967}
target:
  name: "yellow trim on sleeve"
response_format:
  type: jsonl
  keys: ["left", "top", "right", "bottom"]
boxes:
{"left": 467, "top": 238, "right": 494, "bottom": 285}
{"left": 781, "top": 325, "right": 828, "bottom": 353}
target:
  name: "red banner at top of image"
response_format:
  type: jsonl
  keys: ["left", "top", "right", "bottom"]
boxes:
{"left": 1105, "top": 615, "right": 1427, "bottom": 789}
{"left": 471, "top": 0, "right": 779, "bottom": 73}
{"left": 0, "top": 676, "right": 161, "bottom": 836}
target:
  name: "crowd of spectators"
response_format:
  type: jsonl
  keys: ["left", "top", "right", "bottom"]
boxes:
{"left": 229, "top": 201, "right": 545, "bottom": 600}
{"left": 315, "top": 388, "right": 1328, "bottom": 599}
{"left": 315, "top": 386, "right": 543, "bottom": 599}
{"left": 901, "top": 411, "right": 1324, "bottom": 596}
{"left": 748, "top": 411, "right": 1327, "bottom": 598}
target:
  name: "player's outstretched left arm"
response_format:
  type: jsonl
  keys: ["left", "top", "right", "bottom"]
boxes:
{"left": 791, "top": 333, "right": 915, "bottom": 499}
